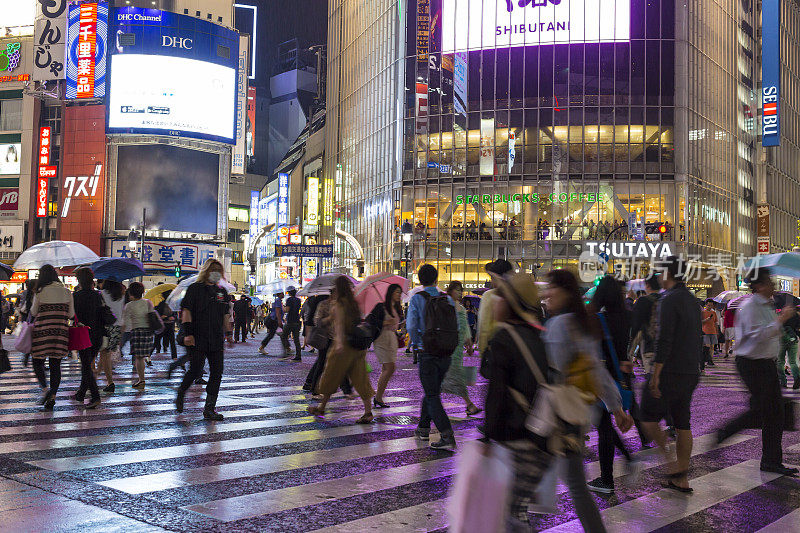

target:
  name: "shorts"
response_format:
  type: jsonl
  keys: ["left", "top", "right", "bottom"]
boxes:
{"left": 724, "top": 327, "right": 735, "bottom": 341}
{"left": 640, "top": 371, "right": 698, "bottom": 430}
{"left": 703, "top": 334, "right": 718, "bottom": 346}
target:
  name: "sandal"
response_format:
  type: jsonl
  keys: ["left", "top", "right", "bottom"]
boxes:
{"left": 307, "top": 405, "right": 325, "bottom": 417}
{"left": 662, "top": 471, "right": 693, "bottom": 493}
{"left": 356, "top": 413, "right": 374, "bottom": 424}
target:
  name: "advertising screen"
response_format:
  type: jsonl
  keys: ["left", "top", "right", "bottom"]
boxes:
{"left": 0, "top": 143, "right": 21, "bottom": 175}
{"left": 114, "top": 144, "right": 219, "bottom": 235}
{"left": 107, "top": 7, "right": 239, "bottom": 144}
{"left": 66, "top": 1, "right": 109, "bottom": 99}
{"left": 441, "top": 0, "right": 630, "bottom": 53}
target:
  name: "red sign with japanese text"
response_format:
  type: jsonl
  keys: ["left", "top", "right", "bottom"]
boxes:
{"left": 76, "top": 3, "right": 97, "bottom": 98}
{"left": 36, "top": 127, "right": 52, "bottom": 218}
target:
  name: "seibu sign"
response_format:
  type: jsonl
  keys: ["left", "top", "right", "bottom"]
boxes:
{"left": 585, "top": 241, "right": 674, "bottom": 259}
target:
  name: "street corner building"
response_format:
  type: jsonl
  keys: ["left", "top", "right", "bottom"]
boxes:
{"left": 323, "top": 0, "right": 800, "bottom": 293}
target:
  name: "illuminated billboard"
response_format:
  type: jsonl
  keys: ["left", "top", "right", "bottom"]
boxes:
{"left": 0, "top": 143, "right": 21, "bottom": 175}
{"left": 114, "top": 144, "right": 220, "bottom": 235}
{"left": 762, "top": 0, "right": 780, "bottom": 147}
{"left": 107, "top": 7, "right": 239, "bottom": 144}
{"left": 66, "top": 1, "right": 109, "bottom": 99}
{"left": 441, "top": 0, "right": 630, "bottom": 53}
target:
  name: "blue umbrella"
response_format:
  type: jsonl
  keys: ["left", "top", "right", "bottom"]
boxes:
{"left": 249, "top": 295, "right": 264, "bottom": 305}
{"left": 91, "top": 257, "right": 145, "bottom": 282}
{"left": 744, "top": 252, "right": 800, "bottom": 278}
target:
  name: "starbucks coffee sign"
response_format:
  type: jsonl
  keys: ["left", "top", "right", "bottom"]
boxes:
{"left": 585, "top": 241, "right": 674, "bottom": 259}
{"left": 456, "top": 192, "right": 609, "bottom": 205}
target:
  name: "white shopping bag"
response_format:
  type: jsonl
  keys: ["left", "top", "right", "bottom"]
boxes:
{"left": 447, "top": 440, "right": 514, "bottom": 533}
{"left": 529, "top": 461, "right": 558, "bottom": 515}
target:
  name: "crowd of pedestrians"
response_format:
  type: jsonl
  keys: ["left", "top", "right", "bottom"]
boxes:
{"left": 10, "top": 250, "right": 800, "bottom": 532}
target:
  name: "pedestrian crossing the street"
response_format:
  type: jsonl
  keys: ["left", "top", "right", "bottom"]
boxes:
{"left": 0, "top": 351, "right": 800, "bottom": 532}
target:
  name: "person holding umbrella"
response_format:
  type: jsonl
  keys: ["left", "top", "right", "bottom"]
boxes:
{"left": 368, "top": 283, "right": 403, "bottom": 408}
{"left": 29, "top": 264, "right": 74, "bottom": 410}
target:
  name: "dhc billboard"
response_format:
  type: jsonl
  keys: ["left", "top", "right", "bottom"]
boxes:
{"left": 762, "top": 0, "right": 780, "bottom": 147}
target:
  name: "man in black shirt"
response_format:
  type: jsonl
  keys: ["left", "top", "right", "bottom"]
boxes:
{"left": 233, "top": 295, "right": 250, "bottom": 343}
{"left": 176, "top": 259, "right": 233, "bottom": 421}
{"left": 280, "top": 287, "right": 303, "bottom": 361}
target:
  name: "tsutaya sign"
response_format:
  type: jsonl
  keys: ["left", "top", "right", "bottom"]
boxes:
{"left": 585, "top": 241, "right": 674, "bottom": 259}
{"left": 456, "top": 191, "right": 609, "bottom": 205}
{"left": 442, "top": 0, "right": 630, "bottom": 54}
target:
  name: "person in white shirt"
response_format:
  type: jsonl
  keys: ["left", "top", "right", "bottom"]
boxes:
{"left": 717, "top": 267, "right": 798, "bottom": 476}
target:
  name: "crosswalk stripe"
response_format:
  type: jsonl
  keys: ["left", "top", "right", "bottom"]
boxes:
{"left": 542, "top": 460, "right": 787, "bottom": 532}
{"left": 756, "top": 508, "right": 800, "bottom": 532}
{"left": 101, "top": 426, "right": 479, "bottom": 495}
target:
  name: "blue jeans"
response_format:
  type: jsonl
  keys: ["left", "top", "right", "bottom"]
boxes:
{"left": 417, "top": 352, "right": 453, "bottom": 436}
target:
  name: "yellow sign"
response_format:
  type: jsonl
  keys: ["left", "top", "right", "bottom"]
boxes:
{"left": 306, "top": 176, "right": 319, "bottom": 226}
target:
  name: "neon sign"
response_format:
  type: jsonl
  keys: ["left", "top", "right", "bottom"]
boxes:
{"left": 762, "top": 0, "right": 780, "bottom": 146}
{"left": 37, "top": 127, "right": 53, "bottom": 218}
{"left": 455, "top": 191, "right": 609, "bottom": 205}
{"left": 61, "top": 163, "right": 102, "bottom": 217}
{"left": 67, "top": 2, "right": 108, "bottom": 99}
{"left": 278, "top": 172, "right": 289, "bottom": 226}
{"left": 0, "top": 42, "right": 21, "bottom": 72}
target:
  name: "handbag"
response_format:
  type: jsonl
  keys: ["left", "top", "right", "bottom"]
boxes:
{"left": 597, "top": 313, "right": 634, "bottom": 411}
{"left": 147, "top": 310, "right": 164, "bottom": 334}
{"left": 14, "top": 321, "right": 33, "bottom": 353}
{"left": 0, "top": 349, "right": 10, "bottom": 373}
{"left": 100, "top": 303, "right": 117, "bottom": 327}
{"left": 307, "top": 325, "right": 330, "bottom": 350}
{"left": 447, "top": 440, "right": 514, "bottom": 533}
{"left": 396, "top": 330, "right": 406, "bottom": 349}
{"left": 68, "top": 326, "right": 92, "bottom": 351}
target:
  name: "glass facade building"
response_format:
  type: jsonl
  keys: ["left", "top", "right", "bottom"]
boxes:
{"left": 327, "top": 0, "right": 758, "bottom": 289}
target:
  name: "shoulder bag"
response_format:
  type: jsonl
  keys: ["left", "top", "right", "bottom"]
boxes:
{"left": 597, "top": 312, "right": 634, "bottom": 411}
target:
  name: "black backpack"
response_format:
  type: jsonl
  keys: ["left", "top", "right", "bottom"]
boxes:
{"left": 420, "top": 291, "right": 459, "bottom": 357}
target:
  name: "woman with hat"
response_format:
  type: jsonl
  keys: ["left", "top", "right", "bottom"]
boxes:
{"left": 542, "top": 269, "right": 632, "bottom": 533}
{"left": 481, "top": 272, "right": 554, "bottom": 529}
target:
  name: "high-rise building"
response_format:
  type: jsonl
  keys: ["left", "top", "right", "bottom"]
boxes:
{"left": 325, "top": 0, "right": 765, "bottom": 292}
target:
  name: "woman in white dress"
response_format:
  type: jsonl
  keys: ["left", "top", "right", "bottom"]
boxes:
{"left": 370, "top": 284, "right": 403, "bottom": 408}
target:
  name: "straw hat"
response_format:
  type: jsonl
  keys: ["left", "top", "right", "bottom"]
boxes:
{"left": 490, "top": 272, "right": 543, "bottom": 326}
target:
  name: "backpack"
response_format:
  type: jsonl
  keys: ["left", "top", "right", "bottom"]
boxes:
{"left": 420, "top": 291, "right": 459, "bottom": 357}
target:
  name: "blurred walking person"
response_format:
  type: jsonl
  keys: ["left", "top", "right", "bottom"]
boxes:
{"left": 641, "top": 256, "right": 703, "bottom": 492}
{"left": 369, "top": 283, "right": 403, "bottom": 408}
{"left": 716, "top": 268, "right": 799, "bottom": 476}
{"left": 99, "top": 279, "right": 125, "bottom": 393}
{"left": 280, "top": 287, "right": 302, "bottom": 361}
{"left": 476, "top": 259, "right": 514, "bottom": 358}
{"left": 29, "top": 264, "right": 73, "bottom": 410}
{"left": 17, "top": 279, "right": 35, "bottom": 367}
{"left": 123, "top": 282, "right": 155, "bottom": 389}
{"left": 542, "top": 269, "right": 631, "bottom": 532}
{"left": 258, "top": 292, "right": 284, "bottom": 355}
{"left": 175, "top": 259, "right": 234, "bottom": 420}
{"left": 155, "top": 291, "right": 177, "bottom": 361}
{"left": 701, "top": 300, "right": 718, "bottom": 371}
{"left": 307, "top": 276, "right": 374, "bottom": 423}
{"left": 71, "top": 267, "right": 104, "bottom": 409}
{"left": 441, "top": 281, "right": 482, "bottom": 416}
{"left": 233, "top": 295, "right": 250, "bottom": 343}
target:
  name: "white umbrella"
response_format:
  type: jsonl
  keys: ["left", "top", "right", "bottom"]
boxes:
{"left": 165, "top": 274, "right": 237, "bottom": 310}
{"left": 712, "top": 290, "right": 746, "bottom": 304}
{"left": 13, "top": 240, "right": 100, "bottom": 270}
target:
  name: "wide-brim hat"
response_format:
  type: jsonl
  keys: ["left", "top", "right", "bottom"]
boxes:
{"left": 490, "top": 272, "right": 543, "bottom": 327}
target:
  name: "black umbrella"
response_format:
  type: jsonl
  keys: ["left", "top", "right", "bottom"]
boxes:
{"left": 0, "top": 263, "right": 14, "bottom": 281}
{"left": 774, "top": 291, "right": 800, "bottom": 309}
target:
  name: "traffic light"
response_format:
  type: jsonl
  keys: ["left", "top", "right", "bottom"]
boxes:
{"left": 658, "top": 224, "right": 668, "bottom": 234}
{"left": 174, "top": 263, "right": 181, "bottom": 277}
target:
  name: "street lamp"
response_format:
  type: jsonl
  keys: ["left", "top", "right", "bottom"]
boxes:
{"left": 401, "top": 221, "right": 413, "bottom": 279}
{"left": 128, "top": 229, "right": 139, "bottom": 257}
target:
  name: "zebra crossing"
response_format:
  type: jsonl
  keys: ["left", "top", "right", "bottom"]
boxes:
{"left": 0, "top": 349, "right": 800, "bottom": 532}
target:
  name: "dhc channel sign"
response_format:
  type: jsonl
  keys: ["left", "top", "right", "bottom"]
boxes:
{"left": 762, "top": 0, "right": 780, "bottom": 147}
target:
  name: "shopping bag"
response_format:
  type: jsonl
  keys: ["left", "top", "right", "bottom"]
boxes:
{"left": 14, "top": 322, "right": 32, "bottom": 353}
{"left": 447, "top": 440, "right": 513, "bottom": 533}
{"left": 68, "top": 326, "right": 92, "bottom": 351}
{"left": 529, "top": 461, "right": 558, "bottom": 515}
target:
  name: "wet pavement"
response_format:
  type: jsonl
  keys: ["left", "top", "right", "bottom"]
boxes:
{"left": 1, "top": 335, "right": 800, "bottom": 532}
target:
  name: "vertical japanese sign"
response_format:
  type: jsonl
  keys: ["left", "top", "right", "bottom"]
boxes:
{"left": 762, "top": 0, "right": 780, "bottom": 147}
{"left": 246, "top": 87, "right": 256, "bottom": 157}
{"left": 278, "top": 172, "right": 289, "bottom": 226}
{"left": 417, "top": 0, "right": 430, "bottom": 63}
{"left": 480, "top": 118, "right": 495, "bottom": 176}
{"left": 37, "top": 127, "right": 55, "bottom": 218}
{"left": 34, "top": 0, "right": 67, "bottom": 81}
{"left": 66, "top": 1, "right": 108, "bottom": 99}
{"left": 306, "top": 176, "right": 319, "bottom": 226}
{"left": 415, "top": 82, "right": 428, "bottom": 134}
{"left": 453, "top": 52, "right": 467, "bottom": 118}
{"left": 757, "top": 204, "right": 770, "bottom": 255}
{"left": 232, "top": 35, "right": 248, "bottom": 175}
{"left": 249, "top": 190, "right": 259, "bottom": 237}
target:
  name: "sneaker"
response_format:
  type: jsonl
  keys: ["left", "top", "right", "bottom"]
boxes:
{"left": 587, "top": 477, "right": 615, "bottom": 494}
{"left": 203, "top": 410, "right": 224, "bottom": 421}
{"left": 430, "top": 435, "right": 456, "bottom": 451}
{"left": 291, "top": 356, "right": 301, "bottom": 362}
{"left": 195, "top": 377, "right": 208, "bottom": 385}
{"left": 626, "top": 458, "right": 644, "bottom": 484}
{"left": 71, "top": 393, "right": 85, "bottom": 403}
{"left": 258, "top": 347, "right": 267, "bottom": 355}
{"left": 85, "top": 399, "right": 101, "bottom": 409}
{"left": 302, "top": 383, "right": 313, "bottom": 392}
{"left": 414, "top": 428, "right": 430, "bottom": 441}
{"left": 103, "top": 383, "right": 115, "bottom": 393}
{"left": 175, "top": 390, "right": 185, "bottom": 413}
{"left": 760, "top": 463, "right": 799, "bottom": 476}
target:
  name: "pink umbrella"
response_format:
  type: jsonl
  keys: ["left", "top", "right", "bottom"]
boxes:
{"left": 354, "top": 273, "right": 409, "bottom": 315}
